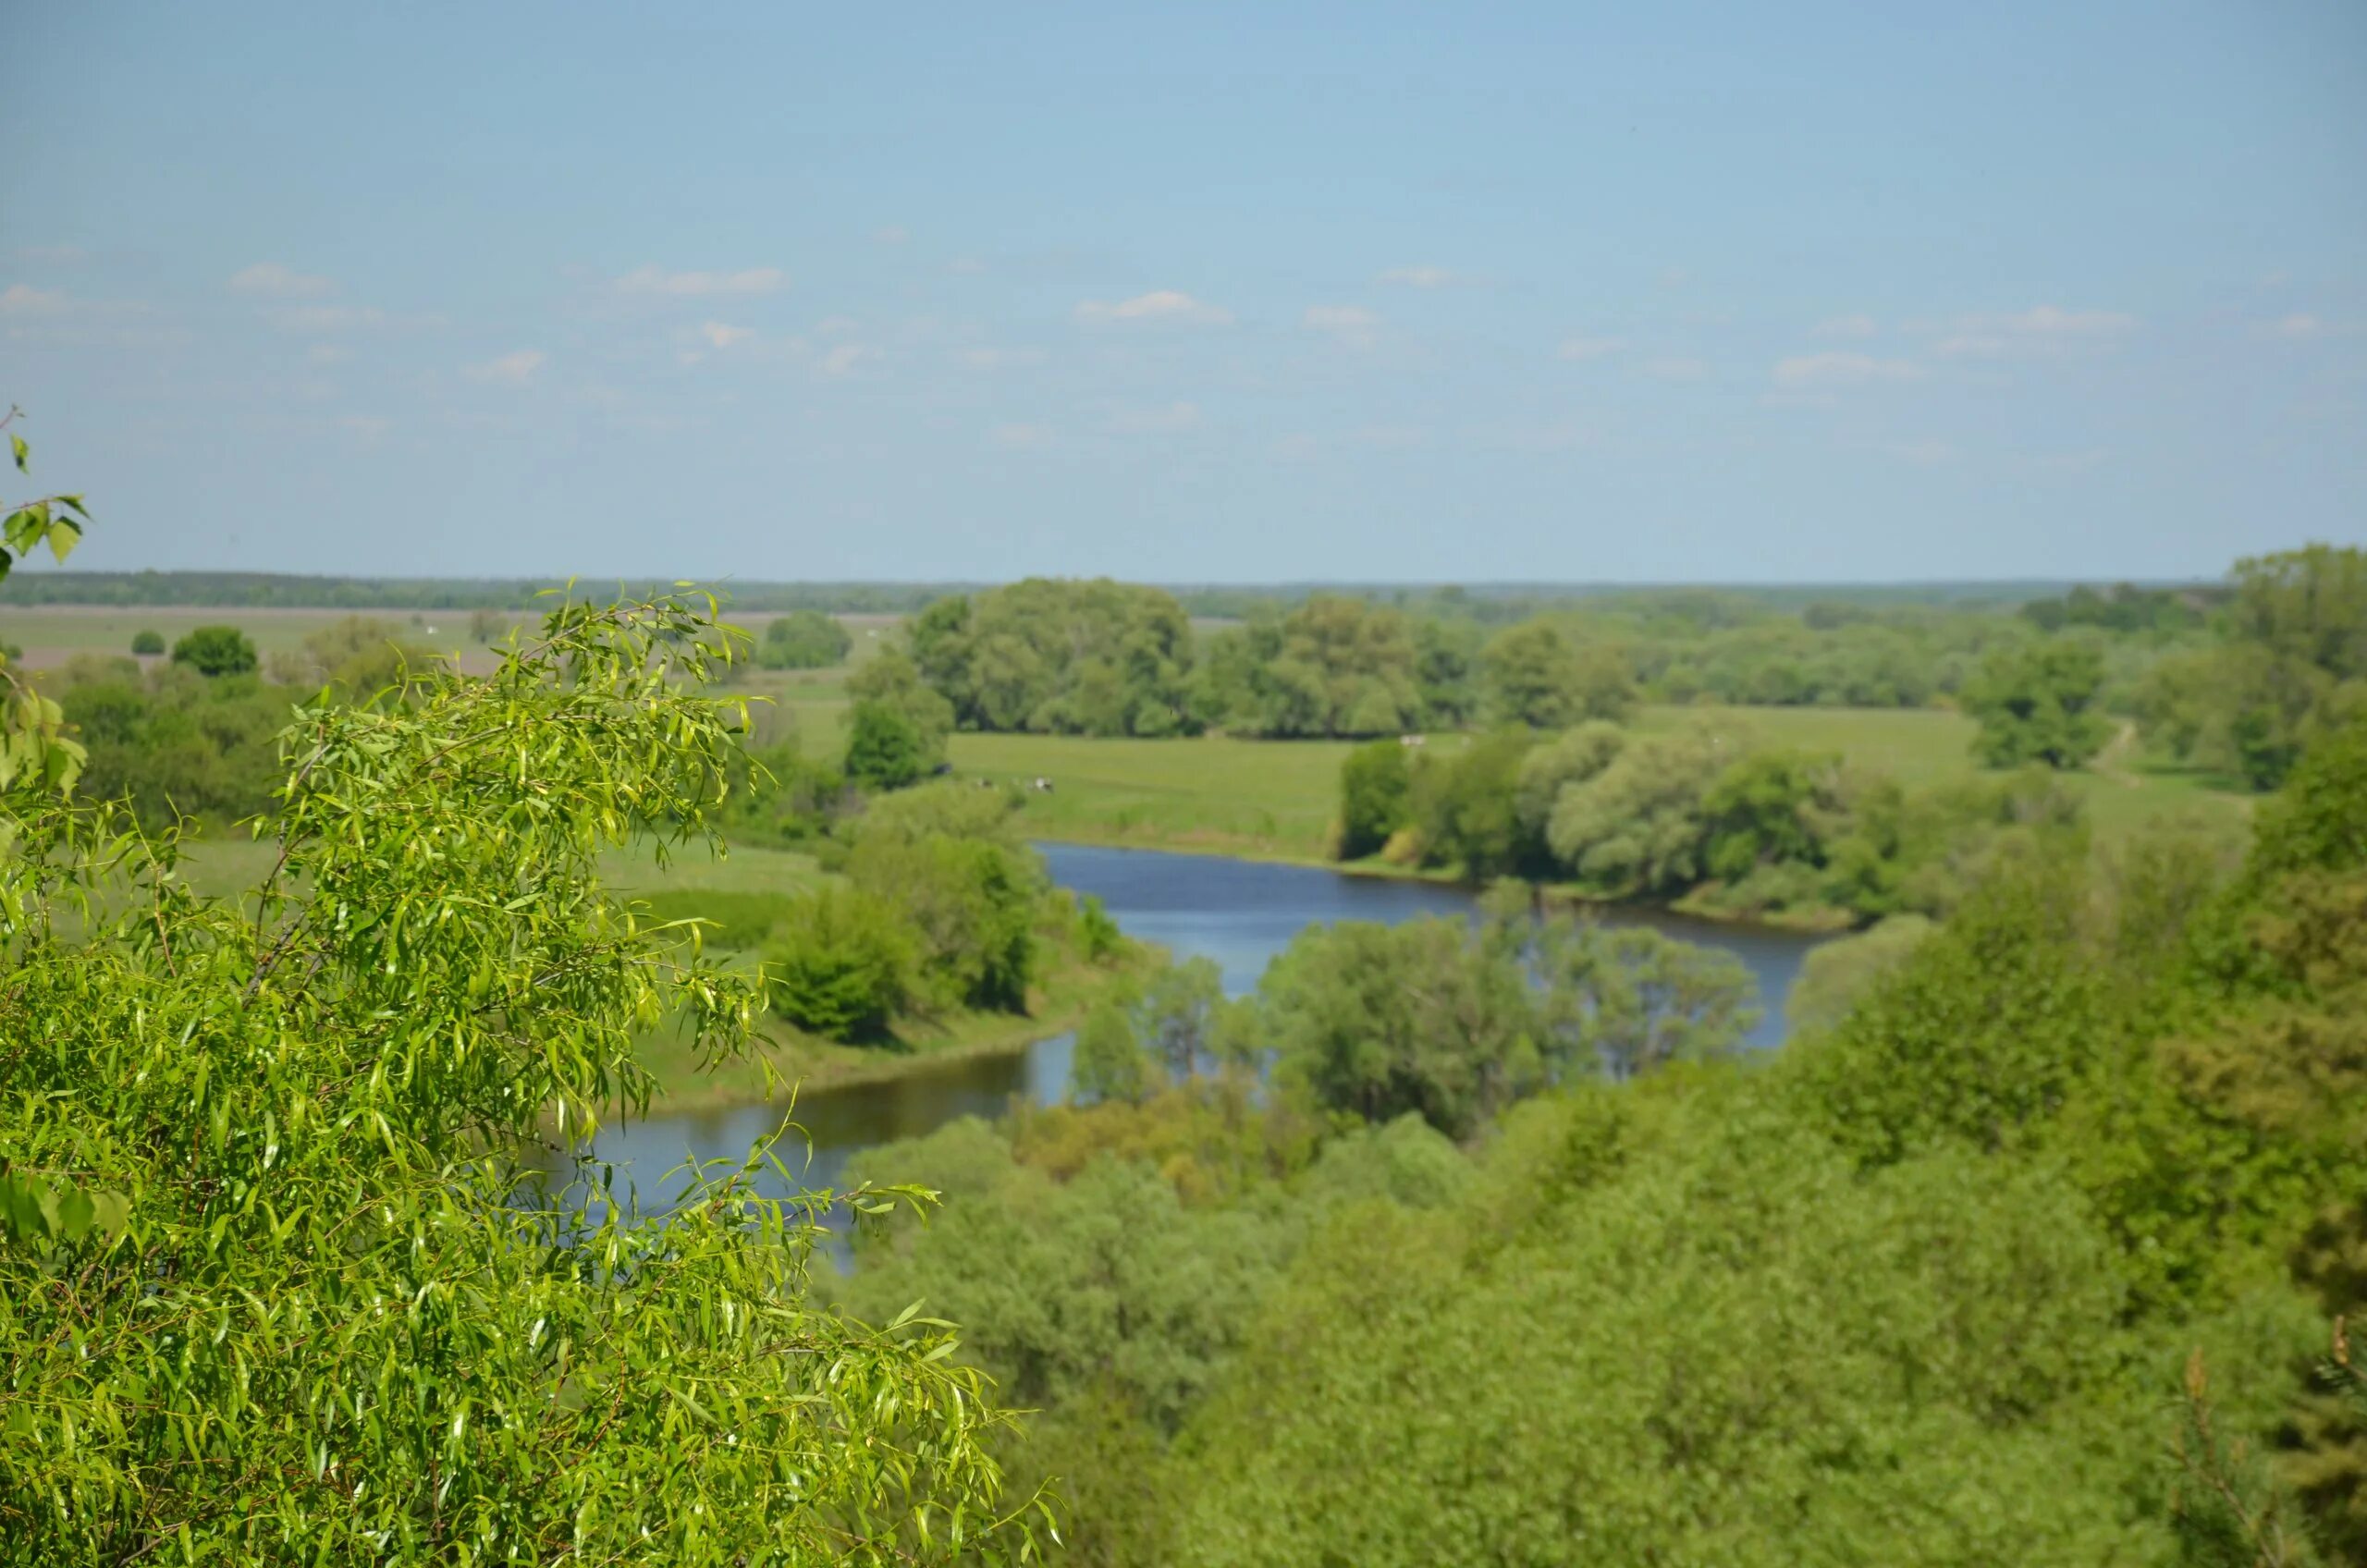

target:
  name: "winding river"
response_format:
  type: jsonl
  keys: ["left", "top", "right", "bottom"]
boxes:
{"left": 573, "top": 844, "right": 1828, "bottom": 1213}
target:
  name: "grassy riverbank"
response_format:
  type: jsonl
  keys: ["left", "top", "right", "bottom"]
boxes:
{"left": 627, "top": 938, "right": 1155, "bottom": 1115}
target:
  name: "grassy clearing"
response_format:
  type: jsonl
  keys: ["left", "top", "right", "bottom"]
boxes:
{"left": 946, "top": 732, "right": 1377, "bottom": 862}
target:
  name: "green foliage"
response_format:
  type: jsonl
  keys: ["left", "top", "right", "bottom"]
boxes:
{"left": 1334, "top": 738, "right": 1410, "bottom": 859}
{"left": 910, "top": 579, "right": 1196, "bottom": 736}
{"left": 846, "top": 826, "right": 1041, "bottom": 1014}
{"left": 2135, "top": 546, "right": 2367, "bottom": 791}
{"left": 166, "top": 622, "right": 259, "bottom": 677}
{"left": 1, "top": 590, "right": 1040, "bottom": 1563}
{"left": 1786, "top": 913, "right": 1936, "bottom": 1033}
{"left": 1251, "top": 906, "right": 1755, "bottom": 1135}
{"left": 1071, "top": 1002, "right": 1153, "bottom": 1105}
{"left": 762, "top": 883, "right": 919, "bottom": 1039}
{"left": 128, "top": 628, "right": 163, "bottom": 655}
{"left": 1137, "top": 956, "right": 1226, "bottom": 1080}
{"left": 1074, "top": 892, "right": 1123, "bottom": 962}
{"left": 0, "top": 406, "right": 86, "bottom": 588}
{"left": 272, "top": 612, "right": 435, "bottom": 693}
{"left": 1194, "top": 596, "right": 1422, "bottom": 738}
{"left": 1966, "top": 636, "right": 2111, "bottom": 769}
{"left": 1480, "top": 620, "right": 1634, "bottom": 729}
{"left": 1543, "top": 722, "right": 1729, "bottom": 897}
{"left": 845, "top": 645, "right": 954, "bottom": 789}
{"left": 1789, "top": 851, "right": 2116, "bottom": 1165}
{"left": 1405, "top": 729, "right": 1535, "bottom": 876}
{"left": 55, "top": 657, "right": 289, "bottom": 826}
{"left": 758, "top": 606, "right": 854, "bottom": 669}
{"left": 1411, "top": 617, "right": 1481, "bottom": 729}
{"left": 844, "top": 699, "right": 933, "bottom": 790}
{"left": 1171, "top": 1090, "right": 2189, "bottom": 1567}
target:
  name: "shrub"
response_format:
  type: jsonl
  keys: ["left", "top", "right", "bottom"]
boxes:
{"left": 167, "top": 623, "right": 257, "bottom": 677}
{"left": 129, "top": 628, "right": 164, "bottom": 655}
{"left": 763, "top": 885, "right": 919, "bottom": 1039}
{"left": 1336, "top": 739, "right": 1411, "bottom": 860}
{"left": 843, "top": 699, "right": 930, "bottom": 790}
{"left": 758, "top": 608, "right": 853, "bottom": 669}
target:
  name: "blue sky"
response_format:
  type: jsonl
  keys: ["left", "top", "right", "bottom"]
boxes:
{"left": 4, "top": 1, "right": 2362, "bottom": 582}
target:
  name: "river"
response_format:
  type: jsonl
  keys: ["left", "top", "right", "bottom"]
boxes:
{"left": 568, "top": 843, "right": 1829, "bottom": 1215}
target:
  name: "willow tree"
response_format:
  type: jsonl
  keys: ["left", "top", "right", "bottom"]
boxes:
{"left": 0, "top": 415, "right": 1047, "bottom": 1562}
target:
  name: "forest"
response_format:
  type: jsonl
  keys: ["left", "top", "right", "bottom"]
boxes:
{"left": 3, "top": 415, "right": 2363, "bottom": 1566}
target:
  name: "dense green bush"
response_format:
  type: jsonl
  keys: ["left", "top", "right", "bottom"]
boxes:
{"left": 166, "top": 622, "right": 257, "bottom": 676}
{"left": 128, "top": 627, "right": 163, "bottom": 655}
{"left": 762, "top": 884, "right": 919, "bottom": 1038}
{"left": 757, "top": 607, "right": 852, "bottom": 669}
{"left": 1334, "top": 739, "right": 1410, "bottom": 859}
{"left": 1965, "top": 637, "right": 2111, "bottom": 768}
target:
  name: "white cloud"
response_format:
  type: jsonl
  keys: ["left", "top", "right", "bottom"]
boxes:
{"left": 339, "top": 414, "right": 392, "bottom": 439}
{"left": 1106, "top": 400, "right": 1201, "bottom": 435}
{"left": 230, "top": 263, "right": 332, "bottom": 298}
{"left": 465, "top": 349, "right": 546, "bottom": 386}
{"left": 307, "top": 342, "right": 350, "bottom": 365}
{"left": 946, "top": 256, "right": 987, "bottom": 276}
{"left": 1640, "top": 356, "right": 1708, "bottom": 382}
{"left": 14, "top": 245, "right": 88, "bottom": 264}
{"left": 874, "top": 225, "right": 911, "bottom": 245}
{"left": 1933, "top": 305, "right": 2137, "bottom": 358}
{"left": 0, "top": 283, "right": 71, "bottom": 316}
{"left": 817, "top": 344, "right": 867, "bottom": 377}
{"left": 2267, "top": 312, "right": 2325, "bottom": 340}
{"left": 991, "top": 423, "right": 1055, "bottom": 448}
{"left": 1772, "top": 351, "right": 1923, "bottom": 389}
{"left": 1377, "top": 265, "right": 1458, "bottom": 288}
{"left": 1815, "top": 313, "right": 1878, "bottom": 338}
{"left": 1556, "top": 335, "right": 1623, "bottom": 361}
{"left": 700, "top": 321, "right": 754, "bottom": 349}
{"left": 613, "top": 265, "right": 788, "bottom": 298}
{"left": 815, "top": 314, "right": 859, "bottom": 337}
{"left": 1074, "top": 289, "right": 1232, "bottom": 325}
{"left": 1303, "top": 304, "right": 1379, "bottom": 349}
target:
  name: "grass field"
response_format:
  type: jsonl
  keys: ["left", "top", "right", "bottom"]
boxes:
{"left": 927, "top": 704, "right": 2253, "bottom": 865}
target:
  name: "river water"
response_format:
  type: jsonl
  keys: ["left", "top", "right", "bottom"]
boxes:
{"left": 570, "top": 844, "right": 1828, "bottom": 1212}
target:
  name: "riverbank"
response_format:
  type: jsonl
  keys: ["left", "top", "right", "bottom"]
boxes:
{"left": 628, "top": 937, "right": 1157, "bottom": 1116}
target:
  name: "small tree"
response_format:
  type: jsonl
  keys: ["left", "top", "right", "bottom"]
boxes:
{"left": 844, "top": 699, "right": 930, "bottom": 790}
{"left": 1337, "top": 738, "right": 1411, "bottom": 859}
{"left": 1071, "top": 1001, "right": 1152, "bottom": 1105}
{"left": 1966, "top": 639, "right": 2110, "bottom": 769}
{"left": 129, "top": 628, "right": 164, "bottom": 655}
{"left": 169, "top": 622, "right": 258, "bottom": 677}
{"left": 763, "top": 884, "right": 919, "bottom": 1039}
{"left": 760, "top": 607, "right": 854, "bottom": 669}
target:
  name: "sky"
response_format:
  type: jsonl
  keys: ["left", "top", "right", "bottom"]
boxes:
{"left": 3, "top": 1, "right": 2363, "bottom": 584}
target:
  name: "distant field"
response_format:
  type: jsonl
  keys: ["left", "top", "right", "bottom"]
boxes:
{"left": 174, "top": 830, "right": 823, "bottom": 904}
{"left": 948, "top": 732, "right": 1373, "bottom": 860}
{"left": 938, "top": 704, "right": 2251, "bottom": 864}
